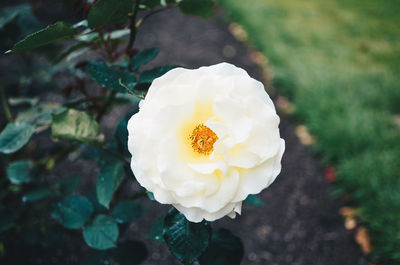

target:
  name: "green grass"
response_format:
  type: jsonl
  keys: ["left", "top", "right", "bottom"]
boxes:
{"left": 218, "top": 0, "right": 400, "bottom": 263}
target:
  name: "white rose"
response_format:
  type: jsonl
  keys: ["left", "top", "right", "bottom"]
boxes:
{"left": 127, "top": 63, "right": 285, "bottom": 223}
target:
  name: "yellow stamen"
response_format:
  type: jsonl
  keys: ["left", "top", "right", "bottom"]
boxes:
{"left": 189, "top": 124, "right": 218, "bottom": 155}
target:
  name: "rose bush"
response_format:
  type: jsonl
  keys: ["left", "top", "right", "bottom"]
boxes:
{"left": 128, "top": 62, "right": 285, "bottom": 222}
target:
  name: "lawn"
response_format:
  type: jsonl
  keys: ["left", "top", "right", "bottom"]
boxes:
{"left": 218, "top": 0, "right": 400, "bottom": 264}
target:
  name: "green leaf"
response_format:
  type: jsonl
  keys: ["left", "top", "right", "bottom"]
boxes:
{"left": 114, "top": 109, "right": 138, "bottom": 157}
{"left": 244, "top": 194, "right": 264, "bottom": 206}
{"left": 131, "top": 48, "right": 159, "bottom": 70}
{"left": 149, "top": 216, "right": 165, "bottom": 242}
{"left": 6, "top": 160, "right": 36, "bottom": 185}
{"left": 87, "top": 62, "right": 137, "bottom": 93}
{"left": 8, "top": 97, "right": 39, "bottom": 106}
{"left": 88, "top": 0, "right": 134, "bottom": 28}
{"left": 179, "top": 0, "right": 215, "bottom": 19}
{"left": 58, "top": 175, "right": 81, "bottom": 194}
{"left": 22, "top": 189, "right": 52, "bottom": 203}
{"left": 53, "top": 42, "right": 90, "bottom": 63}
{"left": 51, "top": 108, "right": 104, "bottom": 144}
{"left": 0, "top": 123, "right": 35, "bottom": 154}
{"left": 10, "top": 22, "right": 75, "bottom": 53}
{"left": 198, "top": 228, "right": 244, "bottom": 265}
{"left": 140, "top": 0, "right": 161, "bottom": 10}
{"left": 111, "top": 200, "right": 144, "bottom": 223}
{"left": 163, "top": 208, "right": 211, "bottom": 265}
{"left": 111, "top": 241, "right": 148, "bottom": 265}
{"left": 0, "top": 9, "right": 19, "bottom": 31}
{"left": 15, "top": 103, "right": 62, "bottom": 127}
{"left": 97, "top": 159, "right": 124, "bottom": 209}
{"left": 0, "top": 4, "right": 41, "bottom": 35}
{"left": 146, "top": 191, "right": 155, "bottom": 201}
{"left": 83, "top": 215, "right": 119, "bottom": 250}
{"left": 139, "top": 65, "right": 178, "bottom": 84}
{"left": 51, "top": 195, "right": 94, "bottom": 229}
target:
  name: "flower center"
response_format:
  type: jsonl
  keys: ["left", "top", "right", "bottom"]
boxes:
{"left": 189, "top": 124, "right": 218, "bottom": 155}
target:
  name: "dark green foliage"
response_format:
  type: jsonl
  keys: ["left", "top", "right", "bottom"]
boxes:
{"left": 149, "top": 215, "right": 165, "bottom": 242}
{"left": 114, "top": 109, "right": 139, "bottom": 157}
{"left": 22, "top": 189, "right": 52, "bottom": 203}
{"left": 88, "top": 0, "right": 134, "bottom": 28}
{"left": 1, "top": 1, "right": 226, "bottom": 263}
{"left": 111, "top": 200, "right": 144, "bottom": 223}
{"left": 0, "top": 123, "right": 35, "bottom": 154}
{"left": 140, "top": 0, "right": 161, "bottom": 10}
{"left": 139, "top": 65, "right": 178, "bottom": 84}
{"left": 96, "top": 159, "right": 125, "bottom": 209}
{"left": 244, "top": 194, "right": 264, "bottom": 206}
{"left": 0, "top": 4, "right": 41, "bottom": 35}
{"left": 86, "top": 62, "right": 137, "bottom": 93}
{"left": 51, "top": 195, "right": 94, "bottom": 229}
{"left": 146, "top": 191, "right": 155, "bottom": 201}
{"left": 10, "top": 22, "right": 75, "bottom": 53}
{"left": 163, "top": 208, "right": 212, "bottom": 265}
{"left": 179, "top": 0, "right": 215, "bottom": 18}
{"left": 57, "top": 176, "right": 81, "bottom": 194}
{"left": 15, "top": 103, "right": 62, "bottom": 127}
{"left": 131, "top": 48, "right": 159, "bottom": 70}
{"left": 6, "top": 160, "right": 36, "bottom": 185}
{"left": 51, "top": 108, "right": 104, "bottom": 144}
{"left": 198, "top": 228, "right": 244, "bottom": 265}
{"left": 83, "top": 215, "right": 119, "bottom": 250}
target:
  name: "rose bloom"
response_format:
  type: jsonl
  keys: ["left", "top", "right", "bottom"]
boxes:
{"left": 127, "top": 63, "right": 285, "bottom": 222}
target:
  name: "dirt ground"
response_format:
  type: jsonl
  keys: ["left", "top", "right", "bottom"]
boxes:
{"left": 0, "top": 4, "right": 368, "bottom": 265}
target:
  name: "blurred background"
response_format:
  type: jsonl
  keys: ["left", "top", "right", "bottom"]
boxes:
{"left": 0, "top": 0, "right": 399, "bottom": 264}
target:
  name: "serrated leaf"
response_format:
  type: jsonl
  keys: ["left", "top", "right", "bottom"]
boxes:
{"left": 163, "top": 208, "right": 211, "bottom": 265}
{"left": 87, "top": 62, "right": 136, "bottom": 93}
{"left": 11, "top": 21, "right": 75, "bottom": 53}
{"left": 198, "top": 229, "right": 244, "bottom": 265}
{"left": 139, "top": 65, "right": 178, "bottom": 84}
{"left": 51, "top": 108, "right": 104, "bottom": 144}
{"left": 97, "top": 159, "right": 124, "bottom": 209}
{"left": 111, "top": 241, "right": 148, "bottom": 265}
{"left": 131, "top": 48, "right": 159, "bottom": 70}
{"left": 149, "top": 216, "right": 165, "bottom": 242}
{"left": 51, "top": 195, "right": 94, "bottom": 229}
{"left": 6, "top": 160, "right": 36, "bottom": 185}
{"left": 83, "top": 215, "right": 119, "bottom": 250}
{"left": 88, "top": 0, "right": 134, "bottom": 28}
{"left": 0, "top": 123, "right": 35, "bottom": 154}
{"left": 111, "top": 200, "right": 144, "bottom": 223}
{"left": 22, "top": 189, "right": 52, "bottom": 203}
{"left": 244, "top": 194, "right": 264, "bottom": 206}
{"left": 179, "top": 0, "right": 215, "bottom": 19}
